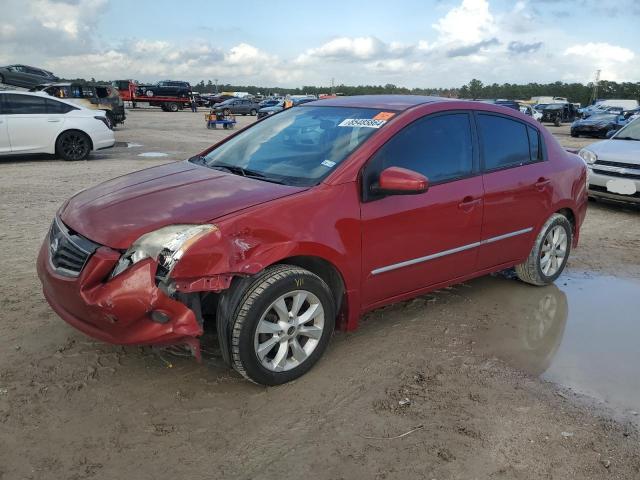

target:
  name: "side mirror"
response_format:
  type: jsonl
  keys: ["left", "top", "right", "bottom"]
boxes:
{"left": 606, "top": 130, "right": 616, "bottom": 139}
{"left": 372, "top": 167, "right": 429, "bottom": 195}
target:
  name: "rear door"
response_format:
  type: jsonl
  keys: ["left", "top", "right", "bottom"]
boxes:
{"left": 0, "top": 96, "right": 10, "bottom": 153}
{"left": 5, "top": 94, "right": 65, "bottom": 152}
{"left": 475, "top": 112, "right": 552, "bottom": 270}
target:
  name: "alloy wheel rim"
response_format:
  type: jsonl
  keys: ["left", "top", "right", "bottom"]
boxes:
{"left": 253, "top": 290, "right": 325, "bottom": 372}
{"left": 61, "top": 134, "right": 88, "bottom": 160}
{"left": 540, "top": 225, "right": 567, "bottom": 277}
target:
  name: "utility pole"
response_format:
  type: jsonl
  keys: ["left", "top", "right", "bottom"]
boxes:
{"left": 331, "top": 77, "right": 335, "bottom": 95}
{"left": 214, "top": 78, "right": 218, "bottom": 94}
{"left": 590, "top": 69, "right": 601, "bottom": 105}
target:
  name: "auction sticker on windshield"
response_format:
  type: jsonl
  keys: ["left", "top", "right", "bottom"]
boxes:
{"left": 338, "top": 118, "right": 387, "bottom": 128}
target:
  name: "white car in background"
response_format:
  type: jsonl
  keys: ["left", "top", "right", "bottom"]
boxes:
{"left": 579, "top": 117, "right": 640, "bottom": 205}
{"left": 520, "top": 104, "right": 542, "bottom": 121}
{"left": 0, "top": 90, "right": 114, "bottom": 161}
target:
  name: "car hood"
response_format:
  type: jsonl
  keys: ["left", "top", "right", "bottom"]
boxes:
{"left": 586, "top": 139, "right": 640, "bottom": 165}
{"left": 60, "top": 161, "right": 306, "bottom": 249}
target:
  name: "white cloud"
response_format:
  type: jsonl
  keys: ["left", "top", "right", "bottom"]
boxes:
{"left": 563, "top": 42, "right": 636, "bottom": 82}
{"left": 432, "top": 0, "right": 495, "bottom": 44}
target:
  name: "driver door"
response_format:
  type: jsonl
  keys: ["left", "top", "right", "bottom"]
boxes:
{"left": 360, "top": 112, "right": 483, "bottom": 307}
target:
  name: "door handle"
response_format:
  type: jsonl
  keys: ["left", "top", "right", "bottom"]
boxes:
{"left": 458, "top": 196, "right": 481, "bottom": 211}
{"left": 535, "top": 177, "right": 551, "bottom": 190}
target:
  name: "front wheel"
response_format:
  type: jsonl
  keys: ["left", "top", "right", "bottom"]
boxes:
{"left": 56, "top": 131, "right": 91, "bottom": 161}
{"left": 515, "top": 214, "right": 572, "bottom": 286}
{"left": 230, "top": 265, "right": 335, "bottom": 385}
{"left": 250, "top": 108, "right": 257, "bottom": 116}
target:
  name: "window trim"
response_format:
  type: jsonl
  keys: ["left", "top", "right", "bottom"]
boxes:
{"left": 474, "top": 111, "right": 547, "bottom": 174}
{"left": 361, "top": 110, "right": 480, "bottom": 203}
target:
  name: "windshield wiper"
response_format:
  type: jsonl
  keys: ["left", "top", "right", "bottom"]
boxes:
{"left": 211, "top": 163, "right": 288, "bottom": 185}
{"left": 614, "top": 136, "right": 639, "bottom": 141}
{"left": 189, "top": 154, "right": 210, "bottom": 166}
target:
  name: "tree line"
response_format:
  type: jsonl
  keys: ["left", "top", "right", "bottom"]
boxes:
{"left": 191, "top": 78, "right": 640, "bottom": 106}
{"left": 65, "top": 76, "right": 640, "bottom": 106}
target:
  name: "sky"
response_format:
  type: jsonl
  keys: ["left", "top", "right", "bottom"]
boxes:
{"left": 1, "top": 0, "right": 639, "bottom": 88}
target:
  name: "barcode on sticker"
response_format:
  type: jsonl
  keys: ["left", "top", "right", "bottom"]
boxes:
{"left": 338, "top": 118, "right": 387, "bottom": 128}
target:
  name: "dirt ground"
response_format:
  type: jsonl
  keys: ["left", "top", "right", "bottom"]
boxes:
{"left": 1, "top": 109, "right": 639, "bottom": 480}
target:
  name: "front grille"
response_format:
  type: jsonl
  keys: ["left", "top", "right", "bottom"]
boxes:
{"left": 49, "top": 219, "right": 100, "bottom": 277}
{"left": 593, "top": 169, "right": 640, "bottom": 180}
{"left": 595, "top": 159, "right": 640, "bottom": 169}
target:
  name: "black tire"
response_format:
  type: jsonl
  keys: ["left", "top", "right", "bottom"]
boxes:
{"left": 167, "top": 102, "right": 179, "bottom": 112}
{"left": 554, "top": 116, "right": 561, "bottom": 127}
{"left": 250, "top": 108, "right": 257, "bottom": 116}
{"left": 230, "top": 265, "right": 335, "bottom": 385}
{"left": 515, "top": 214, "right": 572, "bottom": 286}
{"left": 570, "top": 131, "right": 578, "bottom": 138}
{"left": 224, "top": 108, "right": 231, "bottom": 116}
{"left": 55, "top": 130, "right": 91, "bottom": 161}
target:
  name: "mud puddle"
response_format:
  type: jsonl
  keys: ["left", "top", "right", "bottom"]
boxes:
{"left": 465, "top": 271, "right": 640, "bottom": 423}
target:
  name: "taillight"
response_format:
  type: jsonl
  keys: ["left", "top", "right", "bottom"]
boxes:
{"left": 94, "top": 115, "right": 112, "bottom": 130}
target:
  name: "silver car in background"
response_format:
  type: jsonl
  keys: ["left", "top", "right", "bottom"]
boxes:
{"left": 579, "top": 118, "right": 640, "bottom": 205}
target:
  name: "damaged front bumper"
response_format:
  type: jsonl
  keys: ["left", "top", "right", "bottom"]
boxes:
{"left": 36, "top": 239, "right": 203, "bottom": 354}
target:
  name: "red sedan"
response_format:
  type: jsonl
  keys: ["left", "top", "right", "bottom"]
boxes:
{"left": 37, "top": 95, "right": 588, "bottom": 385}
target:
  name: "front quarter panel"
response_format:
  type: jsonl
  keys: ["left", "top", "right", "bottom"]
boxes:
{"left": 170, "top": 182, "right": 362, "bottom": 302}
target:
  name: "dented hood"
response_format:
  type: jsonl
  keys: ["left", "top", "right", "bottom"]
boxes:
{"left": 60, "top": 161, "right": 305, "bottom": 249}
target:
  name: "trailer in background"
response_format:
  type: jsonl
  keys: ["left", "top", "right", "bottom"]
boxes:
{"left": 112, "top": 80, "right": 192, "bottom": 112}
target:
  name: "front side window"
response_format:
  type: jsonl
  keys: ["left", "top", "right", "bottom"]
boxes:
{"left": 477, "top": 114, "right": 535, "bottom": 170}
{"left": 196, "top": 106, "right": 389, "bottom": 186}
{"left": 3, "top": 94, "right": 48, "bottom": 114}
{"left": 369, "top": 113, "right": 474, "bottom": 184}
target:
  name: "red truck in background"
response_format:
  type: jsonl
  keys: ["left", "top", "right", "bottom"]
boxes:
{"left": 112, "top": 80, "right": 192, "bottom": 112}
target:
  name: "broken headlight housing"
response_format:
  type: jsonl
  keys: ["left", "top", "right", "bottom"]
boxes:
{"left": 110, "top": 224, "right": 217, "bottom": 280}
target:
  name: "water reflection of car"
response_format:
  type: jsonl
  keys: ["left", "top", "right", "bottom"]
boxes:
{"left": 578, "top": 118, "right": 640, "bottom": 205}
{"left": 472, "top": 275, "right": 568, "bottom": 376}
{"left": 0, "top": 64, "right": 58, "bottom": 88}
{"left": 570, "top": 114, "right": 625, "bottom": 138}
{"left": 31, "top": 83, "right": 126, "bottom": 127}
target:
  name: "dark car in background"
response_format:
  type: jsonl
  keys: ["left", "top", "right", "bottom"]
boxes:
{"left": 257, "top": 97, "right": 316, "bottom": 119}
{"left": 206, "top": 94, "right": 235, "bottom": 106}
{"left": 140, "top": 80, "right": 191, "bottom": 98}
{"left": 0, "top": 64, "right": 58, "bottom": 88}
{"left": 31, "top": 82, "right": 126, "bottom": 126}
{"left": 541, "top": 103, "right": 577, "bottom": 126}
{"left": 571, "top": 114, "right": 625, "bottom": 138}
{"left": 215, "top": 98, "right": 260, "bottom": 116}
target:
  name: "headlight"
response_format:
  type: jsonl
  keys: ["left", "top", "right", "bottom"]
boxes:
{"left": 578, "top": 149, "right": 597, "bottom": 165}
{"left": 110, "top": 224, "right": 217, "bottom": 279}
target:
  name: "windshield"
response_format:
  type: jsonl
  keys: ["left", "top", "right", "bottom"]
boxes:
{"left": 197, "top": 106, "right": 392, "bottom": 186}
{"left": 613, "top": 118, "right": 640, "bottom": 140}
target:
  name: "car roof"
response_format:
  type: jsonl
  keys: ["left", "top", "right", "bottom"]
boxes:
{"left": 302, "top": 94, "right": 454, "bottom": 111}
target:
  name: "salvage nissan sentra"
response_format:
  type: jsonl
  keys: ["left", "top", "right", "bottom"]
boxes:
{"left": 37, "top": 95, "right": 588, "bottom": 385}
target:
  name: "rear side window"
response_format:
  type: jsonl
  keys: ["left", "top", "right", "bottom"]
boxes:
{"left": 3, "top": 94, "right": 48, "bottom": 114}
{"left": 477, "top": 114, "right": 540, "bottom": 170}
{"left": 371, "top": 113, "right": 474, "bottom": 184}
{"left": 45, "top": 99, "right": 76, "bottom": 114}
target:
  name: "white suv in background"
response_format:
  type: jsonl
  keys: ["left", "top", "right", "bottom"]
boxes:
{"left": 0, "top": 91, "right": 115, "bottom": 161}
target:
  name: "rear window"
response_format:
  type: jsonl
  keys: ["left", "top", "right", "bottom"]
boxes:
{"left": 478, "top": 114, "right": 539, "bottom": 171}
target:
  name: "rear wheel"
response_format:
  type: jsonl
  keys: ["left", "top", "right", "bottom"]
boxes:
{"left": 56, "top": 131, "right": 91, "bottom": 161}
{"left": 554, "top": 116, "right": 561, "bottom": 127}
{"left": 224, "top": 108, "right": 231, "bottom": 116}
{"left": 250, "top": 108, "right": 257, "bottom": 116}
{"left": 230, "top": 265, "right": 335, "bottom": 385}
{"left": 167, "top": 102, "right": 179, "bottom": 112}
{"left": 515, "top": 214, "right": 572, "bottom": 286}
